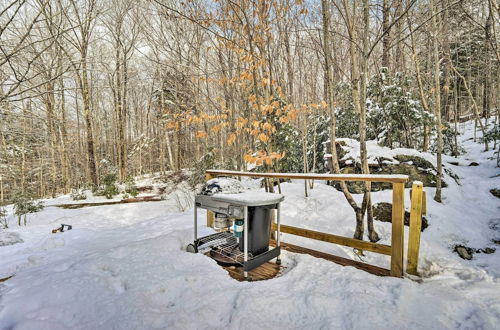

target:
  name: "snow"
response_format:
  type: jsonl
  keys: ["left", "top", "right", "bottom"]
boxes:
{"left": 202, "top": 177, "right": 246, "bottom": 195}
{"left": 0, "top": 232, "right": 23, "bottom": 247}
{"left": 212, "top": 191, "right": 284, "bottom": 206}
{"left": 0, "top": 119, "right": 499, "bottom": 329}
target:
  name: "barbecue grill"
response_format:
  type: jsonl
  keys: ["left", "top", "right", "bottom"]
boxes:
{"left": 187, "top": 184, "right": 284, "bottom": 280}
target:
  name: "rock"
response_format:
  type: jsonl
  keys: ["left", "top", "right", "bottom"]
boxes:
{"left": 492, "top": 239, "right": 500, "bottom": 245}
{"left": 478, "top": 247, "right": 496, "bottom": 254}
{"left": 448, "top": 161, "right": 459, "bottom": 166}
{"left": 332, "top": 161, "right": 447, "bottom": 193}
{"left": 372, "top": 202, "right": 429, "bottom": 231}
{"left": 394, "top": 155, "right": 434, "bottom": 170}
{"left": 260, "top": 178, "right": 289, "bottom": 188}
{"left": 384, "top": 163, "right": 447, "bottom": 188}
{"left": 324, "top": 144, "right": 451, "bottom": 193}
{"left": 490, "top": 189, "right": 500, "bottom": 199}
{"left": 454, "top": 245, "right": 473, "bottom": 260}
{"left": 468, "top": 162, "right": 479, "bottom": 166}
{"left": 331, "top": 167, "right": 366, "bottom": 194}
{"left": 324, "top": 140, "right": 348, "bottom": 170}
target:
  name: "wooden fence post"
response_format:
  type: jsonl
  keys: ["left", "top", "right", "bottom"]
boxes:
{"left": 206, "top": 173, "right": 215, "bottom": 227}
{"left": 407, "top": 182, "right": 424, "bottom": 275}
{"left": 390, "top": 182, "right": 405, "bottom": 277}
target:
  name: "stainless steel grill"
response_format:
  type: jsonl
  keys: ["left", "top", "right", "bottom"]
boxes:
{"left": 188, "top": 190, "right": 284, "bottom": 280}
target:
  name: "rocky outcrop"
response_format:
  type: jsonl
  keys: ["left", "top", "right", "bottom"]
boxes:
{"left": 330, "top": 158, "right": 446, "bottom": 194}
{"left": 372, "top": 202, "right": 428, "bottom": 231}
{"left": 323, "top": 139, "right": 450, "bottom": 194}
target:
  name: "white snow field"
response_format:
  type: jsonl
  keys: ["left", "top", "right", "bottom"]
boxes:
{"left": 0, "top": 121, "right": 499, "bottom": 330}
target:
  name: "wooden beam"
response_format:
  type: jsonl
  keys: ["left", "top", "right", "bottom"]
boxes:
{"left": 206, "top": 169, "right": 408, "bottom": 183}
{"left": 390, "top": 182, "right": 405, "bottom": 277}
{"left": 270, "top": 241, "right": 391, "bottom": 277}
{"left": 407, "top": 183, "right": 424, "bottom": 276}
{"left": 205, "top": 173, "right": 215, "bottom": 227}
{"left": 271, "top": 223, "right": 392, "bottom": 255}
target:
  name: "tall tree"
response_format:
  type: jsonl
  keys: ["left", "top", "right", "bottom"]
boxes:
{"left": 431, "top": 0, "right": 444, "bottom": 202}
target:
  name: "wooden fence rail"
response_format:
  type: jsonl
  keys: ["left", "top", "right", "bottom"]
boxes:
{"left": 205, "top": 170, "right": 425, "bottom": 278}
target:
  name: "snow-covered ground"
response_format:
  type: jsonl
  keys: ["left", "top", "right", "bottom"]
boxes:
{"left": 0, "top": 120, "right": 499, "bottom": 329}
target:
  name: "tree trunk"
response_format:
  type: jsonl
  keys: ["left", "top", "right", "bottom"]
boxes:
{"left": 431, "top": 0, "right": 444, "bottom": 203}
{"left": 325, "top": 0, "right": 365, "bottom": 241}
{"left": 81, "top": 56, "right": 98, "bottom": 187}
{"left": 483, "top": 8, "right": 493, "bottom": 118}
{"left": 382, "top": 0, "right": 390, "bottom": 69}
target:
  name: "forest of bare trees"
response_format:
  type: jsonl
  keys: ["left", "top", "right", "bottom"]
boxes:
{"left": 1, "top": 0, "right": 498, "bottom": 208}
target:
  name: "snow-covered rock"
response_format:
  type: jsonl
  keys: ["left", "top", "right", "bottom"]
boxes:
{"left": 0, "top": 232, "right": 23, "bottom": 247}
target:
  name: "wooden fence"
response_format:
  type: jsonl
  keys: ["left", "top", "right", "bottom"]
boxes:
{"left": 205, "top": 170, "right": 425, "bottom": 278}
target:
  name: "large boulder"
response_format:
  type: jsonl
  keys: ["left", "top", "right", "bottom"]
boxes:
{"left": 323, "top": 139, "right": 452, "bottom": 194}
{"left": 393, "top": 155, "right": 434, "bottom": 169}
{"left": 372, "top": 202, "right": 429, "bottom": 231}
{"left": 331, "top": 158, "right": 446, "bottom": 193}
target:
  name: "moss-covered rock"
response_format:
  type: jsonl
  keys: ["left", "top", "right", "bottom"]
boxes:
{"left": 332, "top": 161, "right": 446, "bottom": 193}
{"left": 393, "top": 155, "right": 434, "bottom": 170}
{"left": 372, "top": 202, "right": 429, "bottom": 231}
{"left": 490, "top": 189, "right": 500, "bottom": 199}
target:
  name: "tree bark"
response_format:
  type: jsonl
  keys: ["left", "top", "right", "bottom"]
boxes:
{"left": 382, "top": 0, "right": 391, "bottom": 69}
{"left": 431, "top": 0, "right": 444, "bottom": 203}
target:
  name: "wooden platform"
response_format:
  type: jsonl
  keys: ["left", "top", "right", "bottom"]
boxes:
{"left": 222, "top": 262, "right": 282, "bottom": 281}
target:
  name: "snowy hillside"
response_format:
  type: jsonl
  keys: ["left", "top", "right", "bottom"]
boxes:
{"left": 0, "top": 120, "right": 499, "bottom": 329}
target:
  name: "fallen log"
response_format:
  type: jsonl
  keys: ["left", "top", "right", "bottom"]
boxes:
{"left": 0, "top": 275, "right": 14, "bottom": 282}
{"left": 53, "top": 196, "right": 162, "bottom": 209}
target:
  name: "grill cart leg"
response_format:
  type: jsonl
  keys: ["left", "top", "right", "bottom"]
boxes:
{"left": 186, "top": 205, "right": 199, "bottom": 253}
{"left": 276, "top": 203, "right": 281, "bottom": 265}
{"left": 244, "top": 206, "right": 248, "bottom": 279}
{"left": 194, "top": 205, "right": 198, "bottom": 241}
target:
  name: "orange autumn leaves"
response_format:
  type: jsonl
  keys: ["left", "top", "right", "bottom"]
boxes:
{"left": 165, "top": 98, "right": 328, "bottom": 168}
{"left": 244, "top": 151, "right": 285, "bottom": 166}
{"left": 226, "top": 100, "right": 327, "bottom": 168}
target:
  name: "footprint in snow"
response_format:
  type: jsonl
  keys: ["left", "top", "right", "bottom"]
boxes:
{"left": 107, "top": 246, "right": 131, "bottom": 259}
{"left": 41, "top": 237, "right": 65, "bottom": 250}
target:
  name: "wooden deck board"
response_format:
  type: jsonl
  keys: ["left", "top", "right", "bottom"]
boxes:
{"left": 222, "top": 262, "right": 282, "bottom": 282}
